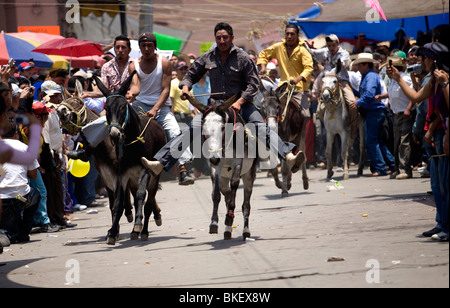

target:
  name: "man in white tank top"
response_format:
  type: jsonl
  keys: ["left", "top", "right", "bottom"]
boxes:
{"left": 132, "top": 33, "right": 194, "bottom": 185}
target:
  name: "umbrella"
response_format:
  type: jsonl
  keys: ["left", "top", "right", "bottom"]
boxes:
{"left": 0, "top": 32, "right": 67, "bottom": 69}
{"left": 11, "top": 32, "right": 102, "bottom": 69}
{"left": 32, "top": 37, "right": 104, "bottom": 69}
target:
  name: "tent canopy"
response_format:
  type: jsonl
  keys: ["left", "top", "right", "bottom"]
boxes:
{"left": 291, "top": 0, "right": 449, "bottom": 41}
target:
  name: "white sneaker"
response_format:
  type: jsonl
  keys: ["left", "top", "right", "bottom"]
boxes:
{"left": 73, "top": 204, "right": 87, "bottom": 211}
{"left": 431, "top": 231, "right": 449, "bottom": 241}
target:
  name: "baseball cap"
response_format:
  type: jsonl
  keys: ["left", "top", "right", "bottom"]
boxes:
{"left": 73, "top": 70, "right": 93, "bottom": 79}
{"left": 176, "top": 61, "right": 188, "bottom": 70}
{"left": 41, "top": 81, "right": 62, "bottom": 96}
{"left": 393, "top": 50, "right": 407, "bottom": 60}
{"left": 32, "top": 101, "right": 52, "bottom": 116}
{"left": 138, "top": 32, "right": 157, "bottom": 45}
{"left": 18, "top": 62, "right": 34, "bottom": 71}
{"left": 325, "top": 34, "right": 339, "bottom": 44}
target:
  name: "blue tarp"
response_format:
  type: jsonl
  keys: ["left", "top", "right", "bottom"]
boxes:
{"left": 291, "top": 0, "right": 449, "bottom": 41}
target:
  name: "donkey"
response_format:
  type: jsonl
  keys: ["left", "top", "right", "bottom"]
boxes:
{"left": 187, "top": 95, "right": 257, "bottom": 240}
{"left": 57, "top": 81, "right": 135, "bottom": 233}
{"left": 92, "top": 73, "right": 167, "bottom": 245}
{"left": 260, "top": 83, "right": 308, "bottom": 198}
{"left": 320, "top": 66, "right": 365, "bottom": 180}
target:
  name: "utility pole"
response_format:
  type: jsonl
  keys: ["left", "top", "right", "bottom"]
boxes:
{"left": 139, "top": 0, "right": 154, "bottom": 34}
{"left": 119, "top": 1, "right": 127, "bottom": 36}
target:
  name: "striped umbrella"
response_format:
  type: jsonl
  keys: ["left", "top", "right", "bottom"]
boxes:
{"left": 0, "top": 32, "right": 68, "bottom": 69}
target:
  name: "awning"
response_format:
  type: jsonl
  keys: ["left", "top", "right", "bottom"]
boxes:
{"left": 291, "top": 0, "right": 449, "bottom": 41}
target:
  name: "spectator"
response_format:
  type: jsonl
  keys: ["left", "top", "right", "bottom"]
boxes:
{"left": 377, "top": 56, "right": 415, "bottom": 179}
{"left": 0, "top": 116, "right": 41, "bottom": 244}
{"left": 387, "top": 42, "right": 449, "bottom": 241}
{"left": 390, "top": 27, "right": 411, "bottom": 53}
{"left": 354, "top": 53, "right": 395, "bottom": 177}
{"left": 171, "top": 61, "right": 196, "bottom": 125}
{"left": 19, "top": 102, "right": 61, "bottom": 234}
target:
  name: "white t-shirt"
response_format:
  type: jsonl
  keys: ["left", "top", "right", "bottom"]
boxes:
{"left": 388, "top": 72, "right": 414, "bottom": 114}
{"left": 0, "top": 139, "right": 40, "bottom": 199}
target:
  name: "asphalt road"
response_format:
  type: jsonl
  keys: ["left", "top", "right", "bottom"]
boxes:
{"left": 0, "top": 166, "right": 448, "bottom": 289}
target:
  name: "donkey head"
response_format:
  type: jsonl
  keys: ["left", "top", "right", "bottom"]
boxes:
{"left": 187, "top": 93, "right": 240, "bottom": 166}
{"left": 93, "top": 71, "right": 136, "bottom": 143}
{"left": 259, "top": 82, "right": 290, "bottom": 132}
{"left": 320, "top": 59, "right": 343, "bottom": 105}
{"left": 57, "top": 79, "right": 91, "bottom": 135}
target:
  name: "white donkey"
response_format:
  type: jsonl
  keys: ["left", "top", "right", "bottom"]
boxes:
{"left": 319, "top": 65, "right": 365, "bottom": 180}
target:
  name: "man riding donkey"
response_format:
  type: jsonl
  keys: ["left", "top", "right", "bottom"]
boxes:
{"left": 257, "top": 24, "right": 314, "bottom": 182}
{"left": 67, "top": 34, "right": 194, "bottom": 185}
{"left": 306, "top": 34, "right": 359, "bottom": 140}
{"left": 141, "top": 22, "right": 305, "bottom": 178}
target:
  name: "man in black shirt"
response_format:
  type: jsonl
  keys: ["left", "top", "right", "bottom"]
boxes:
{"left": 142, "top": 23, "right": 304, "bottom": 177}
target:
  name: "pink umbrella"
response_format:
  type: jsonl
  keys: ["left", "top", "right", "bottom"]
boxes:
{"left": 32, "top": 37, "right": 104, "bottom": 69}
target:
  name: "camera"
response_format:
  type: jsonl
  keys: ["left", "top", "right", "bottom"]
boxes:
{"left": 8, "top": 58, "right": 15, "bottom": 67}
{"left": 14, "top": 114, "right": 30, "bottom": 126}
{"left": 406, "top": 64, "right": 423, "bottom": 74}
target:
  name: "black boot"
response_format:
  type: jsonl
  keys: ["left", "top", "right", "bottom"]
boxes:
{"left": 178, "top": 165, "right": 195, "bottom": 186}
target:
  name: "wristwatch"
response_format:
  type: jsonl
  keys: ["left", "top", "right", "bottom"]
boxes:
{"left": 442, "top": 81, "right": 449, "bottom": 88}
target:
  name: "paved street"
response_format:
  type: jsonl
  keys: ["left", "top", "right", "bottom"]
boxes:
{"left": 0, "top": 166, "right": 448, "bottom": 288}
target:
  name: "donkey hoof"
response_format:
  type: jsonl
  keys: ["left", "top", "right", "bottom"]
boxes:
{"left": 209, "top": 224, "right": 219, "bottom": 234}
{"left": 141, "top": 234, "right": 149, "bottom": 241}
{"left": 130, "top": 232, "right": 139, "bottom": 241}
{"left": 224, "top": 231, "right": 232, "bottom": 240}
{"left": 133, "top": 224, "right": 143, "bottom": 233}
{"left": 327, "top": 171, "right": 334, "bottom": 179}
{"left": 303, "top": 180, "right": 309, "bottom": 190}
{"left": 155, "top": 218, "right": 162, "bottom": 227}
{"left": 344, "top": 174, "right": 350, "bottom": 180}
{"left": 106, "top": 237, "right": 116, "bottom": 245}
{"left": 282, "top": 190, "right": 289, "bottom": 198}
{"left": 126, "top": 214, "right": 133, "bottom": 223}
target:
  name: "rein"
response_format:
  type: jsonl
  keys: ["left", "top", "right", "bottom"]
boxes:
{"left": 60, "top": 100, "right": 88, "bottom": 132}
{"left": 279, "top": 84, "right": 296, "bottom": 123}
{"left": 321, "top": 83, "right": 343, "bottom": 119}
{"left": 105, "top": 95, "right": 153, "bottom": 148}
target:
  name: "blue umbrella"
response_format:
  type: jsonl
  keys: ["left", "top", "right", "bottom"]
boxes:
{"left": 0, "top": 33, "right": 57, "bottom": 68}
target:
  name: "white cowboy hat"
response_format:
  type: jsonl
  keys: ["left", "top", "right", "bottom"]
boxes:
{"left": 353, "top": 53, "right": 375, "bottom": 65}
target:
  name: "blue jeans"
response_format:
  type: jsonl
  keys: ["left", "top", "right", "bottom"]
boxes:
{"left": 364, "top": 109, "right": 395, "bottom": 175}
{"left": 429, "top": 129, "right": 449, "bottom": 233}
{"left": 29, "top": 170, "right": 50, "bottom": 226}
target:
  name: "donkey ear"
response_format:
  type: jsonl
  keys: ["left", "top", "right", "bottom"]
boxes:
{"left": 187, "top": 96, "right": 208, "bottom": 114}
{"left": 93, "top": 75, "right": 111, "bottom": 98}
{"left": 218, "top": 93, "right": 240, "bottom": 112}
{"left": 74, "top": 79, "right": 83, "bottom": 98}
{"left": 117, "top": 70, "right": 137, "bottom": 97}
{"left": 275, "top": 82, "right": 289, "bottom": 98}
{"left": 336, "top": 59, "right": 342, "bottom": 75}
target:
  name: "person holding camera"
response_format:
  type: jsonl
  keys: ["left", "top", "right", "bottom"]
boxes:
{"left": 0, "top": 114, "right": 41, "bottom": 245}
{"left": 376, "top": 56, "right": 415, "bottom": 180}
{"left": 387, "top": 42, "right": 449, "bottom": 242}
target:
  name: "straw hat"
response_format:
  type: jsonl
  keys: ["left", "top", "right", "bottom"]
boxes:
{"left": 353, "top": 53, "right": 375, "bottom": 65}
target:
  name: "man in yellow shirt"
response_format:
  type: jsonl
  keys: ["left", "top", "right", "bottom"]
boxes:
{"left": 257, "top": 24, "right": 314, "bottom": 118}
{"left": 171, "top": 61, "right": 196, "bottom": 124}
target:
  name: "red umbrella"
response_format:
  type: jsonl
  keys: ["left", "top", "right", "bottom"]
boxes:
{"left": 32, "top": 37, "right": 104, "bottom": 57}
{"left": 32, "top": 37, "right": 104, "bottom": 69}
